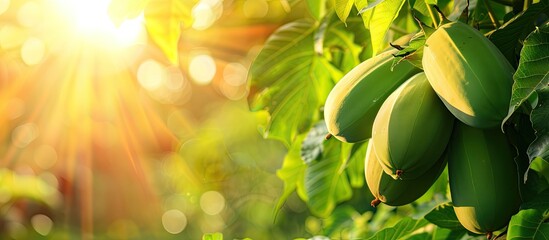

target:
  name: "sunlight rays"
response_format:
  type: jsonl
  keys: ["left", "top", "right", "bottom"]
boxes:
{"left": 0, "top": 1, "right": 179, "bottom": 236}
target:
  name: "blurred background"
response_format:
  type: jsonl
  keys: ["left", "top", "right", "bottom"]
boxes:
{"left": 0, "top": 0, "right": 318, "bottom": 239}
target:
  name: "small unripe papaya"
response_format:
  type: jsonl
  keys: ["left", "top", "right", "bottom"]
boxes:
{"left": 422, "top": 21, "right": 514, "bottom": 128}
{"left": 372, "top": 72, "right": 454, "bottom": 180}
{"left": 324, "top": 50, "right": 421, "bottom": 143}
{"left": 365, "top": 141, "right": 447, "bottom": 207}
{"left": 447, "top": 122, "right": 521, "bottom": 235}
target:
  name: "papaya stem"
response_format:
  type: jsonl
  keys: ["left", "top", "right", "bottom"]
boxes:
{"left": 427, "top": 5, "right": 439, "bottom": 28}
{"left": 483, "top": 0, "right": 501, "bottom": 28}
{"left": 325, "top": 133, "right": 332, "bottom": 140}
{"left": 371, "top": 198, "right": 381, "bottom": 207}
{"left": 523, "top": 0, "right": 531, "bottom": 11}
{"left": 395, "top": 170, "right": 404, "bottom": 178}
{"left": 486, "top": 232, "right": 493, "bottom": 239}
{"left": 433, "top": 5, "right": 449, "bottom": 23}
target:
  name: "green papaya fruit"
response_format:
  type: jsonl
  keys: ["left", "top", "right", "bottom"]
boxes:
{"left": 448, "top": 122, "right": 521, "bottom": 235}
{"left": 422, "top": 21, "right": 514, "bottom": 129}
{"left": 372, "top": 72, "right": 454, "bottom": 180}
{"left": 365, "top": 140, "right": 447, "bottom": 207}
{"left": 323, "top": 50, "right": 421, "bottom": 143}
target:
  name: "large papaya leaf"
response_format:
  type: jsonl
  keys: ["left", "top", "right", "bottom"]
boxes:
{"left": 529, "top": 87, "right": 549, "bottom": 164}
{"left": 305, "top": 138, "right": 352, "bottom": 217}
{"left": 500, "top": 23, "right": 549, "bottom": 163}
{"left": 503, "top": 20, "right": 549, "bottom": 125}
{"left": 507, "top": 189, "right": 549, "bottom": 239}
{"left": 307, "top": 0, "right": 328, "bottom": 20}
{"left": 367, "top": 217, "right": 429, "bottom": 240}
{"left": 301, "top": 121, "right": 329, "bottom": 164}
{"left": 248, "top": 19, "right": 334, "bottom": 146}
{"left": 108, "top": 0, "right": 148, "bottom": 26}
{"left": 335, "top": 0, "right": 356, "bottom": 23}
{"left": 424, "top": 203, "right": 466, "bottom": 230}
{"left": 275, "top": 135, "right": 308, "bottom": 217}
{"left": 144, "top": 0, "right": 194, "bottom": 65}
{"left": 357, "top": 0, "right": 407, "bottom": 55}
{"left": 321, "top": 12, "right": 366, "bottom": 73}
{"left": 487, "top": 0, "right": 549, "bottom": 66}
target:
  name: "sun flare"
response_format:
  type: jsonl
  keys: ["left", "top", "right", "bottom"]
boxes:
{"left": 0, "top": 0, "right": 181, "bottom": 236}
{"left": 51, "top": 0, "right": 146, "bottom": 47}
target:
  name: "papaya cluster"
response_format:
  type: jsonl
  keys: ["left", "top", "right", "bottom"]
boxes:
{"left": 324, "top": 21, "right": 522, "bottom": 236}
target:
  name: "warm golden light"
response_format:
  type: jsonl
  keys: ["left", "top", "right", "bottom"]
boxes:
{"left": 189, "top": 54, "right": 216, "bottom": 85}
{"left": 0, "top": 0, "right": 287, "bottom": 238}
{"left": 51, "top": 0, "right": 145, "bottom": 47}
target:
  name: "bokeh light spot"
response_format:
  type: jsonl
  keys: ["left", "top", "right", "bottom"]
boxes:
{"left": 12, "top": 123, "right": 39, "bottom": 148}
{"left": 31, "top": 214, "right": 53, "bottom": 236}
{"left": 219, "top": 81, "right": 247, "bottom": 100}
{"left": 161, "top": 209, "right": 187, "bottom": 234}
{"left": 189, "top": 54, "right": 216, "bottom": 85}
{"left": 34, "top": 145, "right": 58, "bottom": 170}
{"left": 21, "top": 37, "right": 46, "bottom": 65}
{"left": 199, "top": 191, "right": 225, "bottom": 215}
{"left": 192, "top": 3, "right": 215, "bottom": 30}
{"left": 137, "top": 59, "right": 164, "bottom": 91}
{"left": 243, "top": 0, "right": 269, "bottom": 18}
{"left": 164, "top": 66, "right": 186, "bottom": 91}
{"left": 17, "top": 1, "right": 41, "bottom": 28}
{"left": 223, "top": 62, "right": 248, "bottom": 86}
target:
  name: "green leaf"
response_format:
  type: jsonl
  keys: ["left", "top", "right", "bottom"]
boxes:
{"left": 335, "top": 0, "right": 356, "bottom": 23}
{"left": 504, "top": 23, "right": 549, "bottom": 126}
{"left": 391, "top": 32, "right": 426, "bottom": 69}
{"left": 345, "top": 141, "right": 368, "bottom": 188}
{"left": 528, "top": 87, "right": 549, "bottom": 163}
{"left": 305, "top": 140, "right": 352, "bottom": 217}
{"left": 308, "top": 0, "right": 327, "bottom": 20}
{"left": 358, "top": 0, "right": 407, "bottom": 54}
{"left": 108, "top": 0, "right": 148, "bottom": 26}
{"left": 202, "top": 232, "right": 223, "bottom": 240}
{"left": 275, "top": 135, "right": 308, "bottom": 217}
{"left": 408, "top": 0, "right": 433, "bottom": 26}
{"left": 367, "top": 217, "right": 429, "bottom": 240}
{"left": 405, "top": 232, "right": 431, "bottom": 240}
{"left": 301, "top": 121, "right": 329, "bottom": 164}
{"left": 431, "top": 227, "right": 467, "bottom": 240}
{"left": 144, "top": 0, "right": 194, "bottom": 65}
{"left": 248, "top": 19, "right": 334, "bottom": 146}
{"left": 507, "top": 190, "right": 549, "bottom": 239}
{"left": 487, "top": 0, "right": 549, "bottom": 66}
{"left": 424, "top": 203, "right": 466, "bottom": 230}
{"left": 531, "top": 157, "right": 549, "bottom": 185}
{"left": 322, "top": 13, "right": 366, "bottom": 73}
{"left": 281, "top": 0, "right": 306, "bottom": 12}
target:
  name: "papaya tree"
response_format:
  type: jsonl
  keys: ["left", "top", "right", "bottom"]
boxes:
{"left": 244, "top": 0, "right": 549, "bottom": 239}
